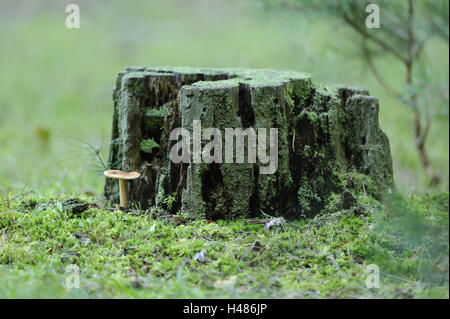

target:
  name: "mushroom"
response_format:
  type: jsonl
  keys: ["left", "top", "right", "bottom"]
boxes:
{"left": 103, "top": 170, "right": 141, "bottom": 208}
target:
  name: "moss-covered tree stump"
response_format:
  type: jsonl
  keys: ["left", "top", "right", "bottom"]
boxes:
{"left": 104, "top": 66, "right": 394, "bottom": 219}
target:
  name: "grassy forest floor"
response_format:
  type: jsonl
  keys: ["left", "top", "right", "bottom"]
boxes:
{"left": 0, "top": 190, "right": 448, "bottom": 298}
{"left": 0, "top": 1, "right": 448, "bottom": 298}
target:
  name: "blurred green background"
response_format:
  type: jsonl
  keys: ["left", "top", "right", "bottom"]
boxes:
{"left": 0, "top": 0, "right": 448, "bottom": 197}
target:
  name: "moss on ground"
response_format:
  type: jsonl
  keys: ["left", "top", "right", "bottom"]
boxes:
{"left": 0, "top": 190, "right": 447, "bottom": 298}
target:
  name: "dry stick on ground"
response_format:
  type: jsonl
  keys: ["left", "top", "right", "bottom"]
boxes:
{"left": 198, "top": 231, "right": 256, "bottom": 241}
{"left": 244, "top": 219, "right": 272, "bottom": 225}
{"left": 259, "top": 210, "right": 301, "bottom": 228}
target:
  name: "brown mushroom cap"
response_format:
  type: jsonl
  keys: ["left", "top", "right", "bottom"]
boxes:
{"left": 103, "top": 170, "right": 141, "bottom": 180}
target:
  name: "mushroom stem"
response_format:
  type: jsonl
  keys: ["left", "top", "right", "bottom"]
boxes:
{"left": 119, "top": 178, "right": 127, "bottom": 208}
{"left": 103, "top": 170, "right": 140, "bottom": 208}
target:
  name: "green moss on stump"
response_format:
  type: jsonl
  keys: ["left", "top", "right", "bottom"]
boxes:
{"left": 104, "top": 67, "right": 394, "bottom": 219}
{"left": 140, "top": 138, "right": 159, "bottom": 154}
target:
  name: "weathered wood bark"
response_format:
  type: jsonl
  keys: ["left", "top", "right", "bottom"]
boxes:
{"left": 104, "top": 66, "right": 394, "bottom": 219}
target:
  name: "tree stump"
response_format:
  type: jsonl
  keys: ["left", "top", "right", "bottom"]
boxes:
{"left": 104, "top": 66, "right": 394, "bottom": 219}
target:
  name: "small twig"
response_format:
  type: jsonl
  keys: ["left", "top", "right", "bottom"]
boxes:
{"left": 380, "top": 271, "right": 415, "bottom": 284}
{"left": 198, "top": 231, "right": 255, "bottom": 241}
{"left": 11, "top": 189, "right": 35, "bottom": 201}
{"left": 343, "top": 13, "right": 407, "bottom": 64}
{"left": 362, "top": 181, "right": 368, "bottom": 198}
{"left": 260, "top": 209, "right": 275, "bottom": 219}
{"left": 423, "top": 246, "right": 433, "bottom": 264}
{"left": 362, "top": 40, "right": 402, "bottom": 99}
{"left": 259, "top": 210, "right": 300, "bottom": 228}
{"left": 327, "top": 253, "right": 346, "bottom": 277}
{"left": 292, "top": 129, "right": 296, "bottom": 152}
{"left": 244, "top": 219, "right": 271, "bottom": 225}
{"left": 236, "top": 245, "right": 252, "bottom": 273}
